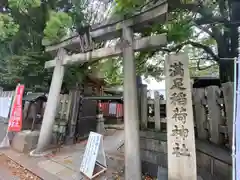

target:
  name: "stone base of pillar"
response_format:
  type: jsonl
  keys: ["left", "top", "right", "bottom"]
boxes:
{"left": 156, "top": 167, "right": 204, "bottom": 180}
{"left": 11, "top": 130, "right": 40, "bottom": 153}
{"left": 97, "top": 121, "right": 106, "bottom": 135}
{"left": 65, "top": 125, "right": 76, "bottom": 145}
{"left": 97, "top": 114, "right": 106, "bottom": 135}
{"left": 64, "top": 136, "right": 74, "bottom": 145}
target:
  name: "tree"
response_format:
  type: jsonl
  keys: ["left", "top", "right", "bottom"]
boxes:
{"left": 0, "top": 0, "right": 112, "bottom": 90}
{"left": 1, "top": 0, "right": 231, "bottom": 90}
{"left": 114, "top": 0, "right": 238, "bottom": 83}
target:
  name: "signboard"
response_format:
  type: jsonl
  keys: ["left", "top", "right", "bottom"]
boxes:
{"left": 80, "top": 132, "right": 107, "bottom": 179}
{"left": 8, "top": 85, "right": 24, "bottom": 132}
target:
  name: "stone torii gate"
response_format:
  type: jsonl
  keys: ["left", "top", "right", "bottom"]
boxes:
{"left": 35, "top": 1, "right": 169, "bottom": 179}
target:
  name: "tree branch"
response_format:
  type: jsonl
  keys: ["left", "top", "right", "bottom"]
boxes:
{"left": 172, "top": 0, "right": 230, "bottom": 26}
{"left": 161, "top": 40, "right": 220, "bottom": 62}
{"left": 180, "top": 1, "right": 227, "bottom": 44}
{"left": 194, "top": 16, "right": 230, "bottom": 26}
{"left": 194, "top": 24, "right": 214, "bottom": 37}
{"left": 197, "top": 60, "right": 218, "bottom": 71}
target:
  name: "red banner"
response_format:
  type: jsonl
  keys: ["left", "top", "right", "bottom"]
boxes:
{"left": 8, "top": 85, "right": 24, "bottom": 132}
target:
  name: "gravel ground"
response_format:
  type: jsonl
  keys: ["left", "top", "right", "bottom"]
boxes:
{"left": 0, "top": 154, "right": 42, "bottom": 180}
{"left": 0, "top": 123, "right": 41, "bottom": 180}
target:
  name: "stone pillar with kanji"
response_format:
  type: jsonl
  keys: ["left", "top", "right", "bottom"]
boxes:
{"left": 165, "top": 53, "right": 197, "bottom": 180}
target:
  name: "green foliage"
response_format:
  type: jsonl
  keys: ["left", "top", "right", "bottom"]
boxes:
{"left": 0, "top": 0, "right": 88, "bottom": 90}
{"left": 101, "top": 58, "right": 123, "bottom": 86}
{"left": 180, "top": 0, "right": 194, "bottom": 3}
{"left": 114, "top": 0, "right": 145, "bottom": 15}
{"left": 0, "top": 0, "right": 233, "bottom": 90}
{"left": 166, "top": 12, "right": 194, "bottom": 43}
{"left": 9, "top": 0, "right": 41, "bottom": 12}
{"left": 113, "top": 0, "right": 236, "bottom": 82}
{"left": 201, "top": 37, "right": 216, "bottom": 46}
{"left": 1, "top": 51, "right": 52, "bottom": 91}
{"left": 44, "top": 11, "right": 73, "bottom": 43}
{"left": 0, "top": 14, "right": 19, "bottom": 41}
{"left": 64, "top": 65, "right": 90, "bottom": 88}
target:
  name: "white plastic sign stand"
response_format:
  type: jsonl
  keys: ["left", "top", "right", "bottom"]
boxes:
{"left": 80, "top": 132, "right": 107, "bottom": 179}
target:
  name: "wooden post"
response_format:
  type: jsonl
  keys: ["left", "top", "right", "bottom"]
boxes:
{"left": 122, "top": 25, "right": 141, "bottom": 180}
{"left": 66, "top": 89, "right": 81, "bottom": 144}
{"left": 165, "top": 53, "right": 197, "bottom": 180}
{"left": 154, "top": 91, "right": 161, "bottom": 131}
{"left": 205, "top": 86, "right": 223, "bottom": 144}
{"left": 222, "top": 82, "right": 233, "bottom": 147}
{"left": 97, "top": 100, "right": 106, "bottom": 135}
{"left": 192, "top": 88, "right": 208, "bottom": 139}
{"left": 137, "top": 76, "right": 142, "bottom": 125}
{"left": 35, "top": 48, "right": 66, "bottom": 153}
{"left": 141, "top": 84, "right": 148, "bottom": 129}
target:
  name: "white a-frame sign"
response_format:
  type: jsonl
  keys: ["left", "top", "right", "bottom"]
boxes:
{"left": 80, "top": 132, "right": 107, "bottom": 179}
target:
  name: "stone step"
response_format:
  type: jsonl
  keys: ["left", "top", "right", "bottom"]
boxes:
{"left": 11, "top": 130, "right": 40, "bottom": 153}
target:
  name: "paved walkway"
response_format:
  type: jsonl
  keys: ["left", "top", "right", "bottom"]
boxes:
{"left": 0, "top": 127, "right": 222, "bottom": 180}
{"left": 0, "top": 129, "right": 125, "bottom": 180}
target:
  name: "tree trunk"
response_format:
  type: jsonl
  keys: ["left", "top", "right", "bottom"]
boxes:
{"left": 218, "top": 36, "right": 235, "bottom": 83}
{"left": 218, "top": 44, "right": 234, "bottom": 83}
{"left": 215, "top": 0, "right": 239, "bottom": 83}
{"left": 219, "top": 59, "right": 234, "bottom": 83}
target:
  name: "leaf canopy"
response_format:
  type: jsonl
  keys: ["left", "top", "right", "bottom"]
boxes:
{"left": 0, "top": 0, "right": 235, "bottom": 90}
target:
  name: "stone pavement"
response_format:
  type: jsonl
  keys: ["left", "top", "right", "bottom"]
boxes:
{"left": 0, "top": 127, "right": 221, "bottom": 180}
{"left": 0, "top": 129, "right": 125, "bottom": 180}
{"left": 1, "top": 143, "right": 124, "bottom": 180}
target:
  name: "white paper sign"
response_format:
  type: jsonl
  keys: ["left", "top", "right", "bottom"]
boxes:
{"left": 109, "top": 103, "right": 117, "bottom": 115}
{"left": 0, "top": 97, "right": 12, "bottom": 118}
{"left": 80, "top": 132, "right": 107, "bottom": 179}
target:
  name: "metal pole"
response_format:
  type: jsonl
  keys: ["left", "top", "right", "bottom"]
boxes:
{"left": 234, "top": 26, "right": 240, "bottom": 180}
{"left": 232, "top": 58, "right": 237, "bottom": 180}
{"left": 233, "top": 26, "right": 240, "bottom": 180}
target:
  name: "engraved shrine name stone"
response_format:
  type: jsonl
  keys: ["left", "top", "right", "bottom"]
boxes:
{"left": 165, "top": 53, "right": 197, "bottom": 180}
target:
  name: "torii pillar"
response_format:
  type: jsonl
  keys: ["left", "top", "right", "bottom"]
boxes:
{"left": 34, "top": 48, "right": 66, "bottom": 153}
{"left": 122, "top": 25, "right": 141, "bottom": 180}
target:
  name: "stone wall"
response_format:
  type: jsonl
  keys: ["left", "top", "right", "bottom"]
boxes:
{"left": 140, "top": 130, "right": 231, "bottom": 179}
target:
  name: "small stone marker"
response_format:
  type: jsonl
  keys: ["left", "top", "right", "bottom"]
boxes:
{"left": 80, "top": 132, "right": 107, "bottom": 179}
{"left": 165, "top": 53, "right": 197, "bottom": 180}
